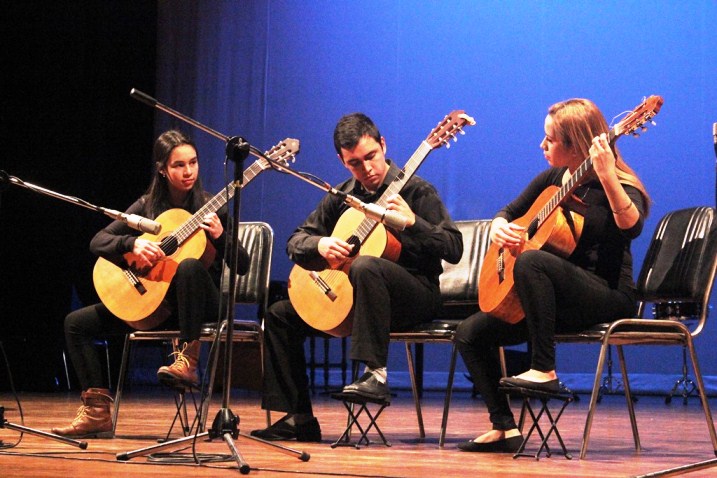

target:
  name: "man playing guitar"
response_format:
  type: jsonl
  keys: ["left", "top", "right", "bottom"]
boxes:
{"left": 251, "top": 113, "right": 463, "bottom": 442}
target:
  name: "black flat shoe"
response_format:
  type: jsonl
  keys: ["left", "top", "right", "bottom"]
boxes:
{"left": 342, "top": 372, "right": 391, "bottom": 402}
{"left": 457, "top": 435, "right": 524, "bottom": 453}
{"left": 250, "top": 415, "right": 322, "bottom": 442}
{"left": 499, "top": 376, "right": 560, "bottom": 393}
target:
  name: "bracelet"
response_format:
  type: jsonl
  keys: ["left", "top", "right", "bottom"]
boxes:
{"left": 612, "top": 200, "right": 633, "bottom": 215}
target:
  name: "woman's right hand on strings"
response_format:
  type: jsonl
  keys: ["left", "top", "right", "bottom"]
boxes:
{"left": 490, "top": 218, "right": 525, "bottom": 251}
{"left": 132, "top": 238, "right": 165, "bottom": 268}
{"left": 318, "top": 236, "right": 353, "bottom": 269}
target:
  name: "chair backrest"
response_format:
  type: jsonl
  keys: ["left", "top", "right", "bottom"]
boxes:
{"left": 437, "top": 219, "right": 492, "bottom": 318}
{"left": 227, "top": 221, "right": 274, "bottom": 314}
{"left": 636, "top": 206, "right": 717, "bottom": 334}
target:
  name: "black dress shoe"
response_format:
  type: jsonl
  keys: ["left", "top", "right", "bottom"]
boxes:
{"left": 457, "top": 435, "right": 524, "bottom": 453}
{"left": 250, "top": 415, "right": 321, "bottom": 442}
{"left": 342, "top": 372, "right": 391, "bottom": 402}
{"left": 499, "top": 376, "right": 560, "bottom": 393}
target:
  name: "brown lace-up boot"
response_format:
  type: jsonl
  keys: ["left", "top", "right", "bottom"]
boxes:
{"left": 156, "top": 340, "right": 201, "bottom": 388}
{"left": 52, "top": 388, "right": 114, "bottom": 438}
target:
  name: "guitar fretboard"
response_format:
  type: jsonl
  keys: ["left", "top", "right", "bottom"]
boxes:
{"left": 532, "top": 129, "right": 618, "bottom": 233}
{"left": 353, "top": 141, "right": 434, "bottom": 242}
{"left": 170, "top": 159, "right": 268, "bottom": 246}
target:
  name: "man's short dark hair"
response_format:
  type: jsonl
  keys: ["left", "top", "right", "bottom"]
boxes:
{"left": 333, "top": 113, "right": 382, "bottom": 157}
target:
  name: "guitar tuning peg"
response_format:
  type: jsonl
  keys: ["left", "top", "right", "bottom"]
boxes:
{"left": 445, "top": 142, "right": 451, "bottom": 149}
{"left": 452, "top": 135, "right": 458, "bottom": 142}
{"left": 641, "top": 126, "right": 648, "bottom": 132}
{"left": 651, "top": 120, "right": 657, "bottom": 126}
{"left": 632, "top": 131, "right": 640, "bottom": 137}
{"left": 459, "top": 129, "right": 466, "bottom": 135}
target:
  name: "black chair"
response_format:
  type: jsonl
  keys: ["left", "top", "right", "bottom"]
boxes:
{"left": 111, "top": 221, "right": 274, "bottom": 436}
{"left": 389, "top": 219, "right": 492, "bottom": 447}
{"left": 555, "top": 206, "right": 717, "bottom": 459}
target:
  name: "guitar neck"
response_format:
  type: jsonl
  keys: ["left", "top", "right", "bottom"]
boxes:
{"left": 353, "top": 140, "right": 434, "bottom": 242}
{"left": 172, "top": 161, "right": 265, "bottom": 244}
{"left": 533, "top": 128, "right": 619, "bottom": 231}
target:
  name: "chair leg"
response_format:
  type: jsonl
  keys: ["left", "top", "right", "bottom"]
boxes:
{"left": 61, "top": 350, "right": 72, "bottom": 390}
{"left": 616, "top": 345, "right": 640, "bottom": 452}
{"left": 580, "top": 338, "right": 611, "bottom": 459}
{"left": 102, "top": 340, "right": 112, "bottom": 390}
{"left": 404, "top": 343, "right": 425, "bottom": 439}
{"left": 685, "top": 336, "right": 717, "bottom": 454}
{"left": 112, "top": 334, "right": 131, "bottom": 435}
{"left": 438, "top": 344, "right": 458, "bottom": 448}
{"left": 259, "top": 330, "right": 271, "bottom": 427}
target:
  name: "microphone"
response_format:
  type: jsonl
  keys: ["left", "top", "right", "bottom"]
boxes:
{"left": 129, "top": 88, "right": 157, "bottom": 107}
{"left": 102, "top": 208, "right": 162, "bottom": 235}
{"left": 329, "top": 188, "right": 408, "bottom": 231}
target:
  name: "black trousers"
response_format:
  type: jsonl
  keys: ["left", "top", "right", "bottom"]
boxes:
{"left": 65, "top": 258, "right": 219, "bottom": 390}
{"left": 455, "top": 249, "right": 635, "bottom": 431}
{"left": 261, "top": 255, "right": 440, "bottom": 415}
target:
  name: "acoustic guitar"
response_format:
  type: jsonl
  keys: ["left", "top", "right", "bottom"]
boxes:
{"left": 93, "top": 138, "right": 299, "bottom": 330}
{"left": 288, "top": 111, "right": 475, "bottom": 337}
{"left": 478, "top": 95, "right": 663, "bottom": 324}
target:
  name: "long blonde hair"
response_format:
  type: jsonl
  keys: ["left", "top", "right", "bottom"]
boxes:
{"left": 548, "top": 98, "right": 651, "bottom": 216}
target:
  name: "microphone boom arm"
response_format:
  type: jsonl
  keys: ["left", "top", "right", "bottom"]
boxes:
{"left": 2, "top": 172, "right": 160, "bottom": 234}
{"left": 129, "top": 89, "right": 407, "bottom": 229}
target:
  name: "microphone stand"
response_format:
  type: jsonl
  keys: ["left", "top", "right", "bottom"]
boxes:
{"left": 116, "top": 90, "right": 309, "bottom": 473}
{"left": 0, "top": 172, "right": 161, "bottom": 234}
{"left": 0, "top": 171, "right": 171, "bottom": 450}
{"left": 0, "top": 182, "right": 87, "bottom": 449}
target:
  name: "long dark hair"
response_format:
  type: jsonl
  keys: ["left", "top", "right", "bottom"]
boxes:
{"left": 143, "top": 130, "right": 206, "bottom": 218}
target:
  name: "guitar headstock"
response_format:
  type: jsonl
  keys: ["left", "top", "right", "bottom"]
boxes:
{"left": 260, "top": 138, "right": 300, "bottom": 169}
{"left": 612, "top": 95, "right": 664, "bottom": 139}
{"left": 425, "top": 110, "right": 476, "bottom": 149}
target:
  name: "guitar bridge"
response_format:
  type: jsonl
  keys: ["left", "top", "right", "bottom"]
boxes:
{"left": 124, "top": 269, "right": 147, "bottom": 295}
{"left": 497, "top": 248, "right": 505, "bottom": 283}
{"left": 309, "top": 271, "right": 337, "bottom": 301}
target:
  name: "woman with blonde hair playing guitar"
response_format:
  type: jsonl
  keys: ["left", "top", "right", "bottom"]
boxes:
{"left": 456, "top": 97, "right": 657, "bottom": 453}
{"left": 52, "top": 130, "right": 249, "bottom": 439}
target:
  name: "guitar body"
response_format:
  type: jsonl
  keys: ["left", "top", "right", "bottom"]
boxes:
{"left": 288, "top": 207, "right": 401, "bottom": 337}
{"left": 91, "top": 137, "right": 300, "bottom": 330}
{"left": 93, "top": 208, "right": 214, "bottom": 330}
{"left": 478, "top": 186, "right": 584, "bottom": 324}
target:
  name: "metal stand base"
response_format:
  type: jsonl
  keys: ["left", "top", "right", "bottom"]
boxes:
{"left": 116, "top": 407, "right": 309, "bottom": 474}
{"left": 665, "top": 346, "right": 699, "bottom": 405}
{"left": 597, "top": 346, "right": 637, "bottom": 403}
{"left": 1, "top": 406, "right": 88, "bottom": 449}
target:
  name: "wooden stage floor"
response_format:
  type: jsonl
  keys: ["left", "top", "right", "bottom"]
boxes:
{"left": 2, "top": 388, "right": 717, "bottom": 477}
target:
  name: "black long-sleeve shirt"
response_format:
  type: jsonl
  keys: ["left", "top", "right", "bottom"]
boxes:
{"left": 496, "top": 166, "right": 645, "bottom": 294}
{"left": 90, "top": 193, "right": 248, "bottom": 286}
{"left": 287, "top": 160, "right": 463, "bottom": 285}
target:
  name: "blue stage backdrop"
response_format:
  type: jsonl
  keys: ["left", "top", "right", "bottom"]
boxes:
{"left": 151, "top": 1, "right": 717, "bottom": 391}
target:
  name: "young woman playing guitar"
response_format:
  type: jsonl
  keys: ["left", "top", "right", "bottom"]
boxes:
{"left": 52, "top": 130, "right": 249, "bottom": 439}
{"left": 456, "top": 97, "right": 655, "bottom": 453}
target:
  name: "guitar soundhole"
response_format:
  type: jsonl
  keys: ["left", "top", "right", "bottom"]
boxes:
{"left": 346, "top": 235, "right": 361, "bottom": 258}
{"left": 161, "top": 235, "right": 179, "bottom": 256}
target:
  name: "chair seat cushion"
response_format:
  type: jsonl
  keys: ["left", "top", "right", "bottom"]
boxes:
{"left": 403, "top": 319, "right": 462, "bottom": 334}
